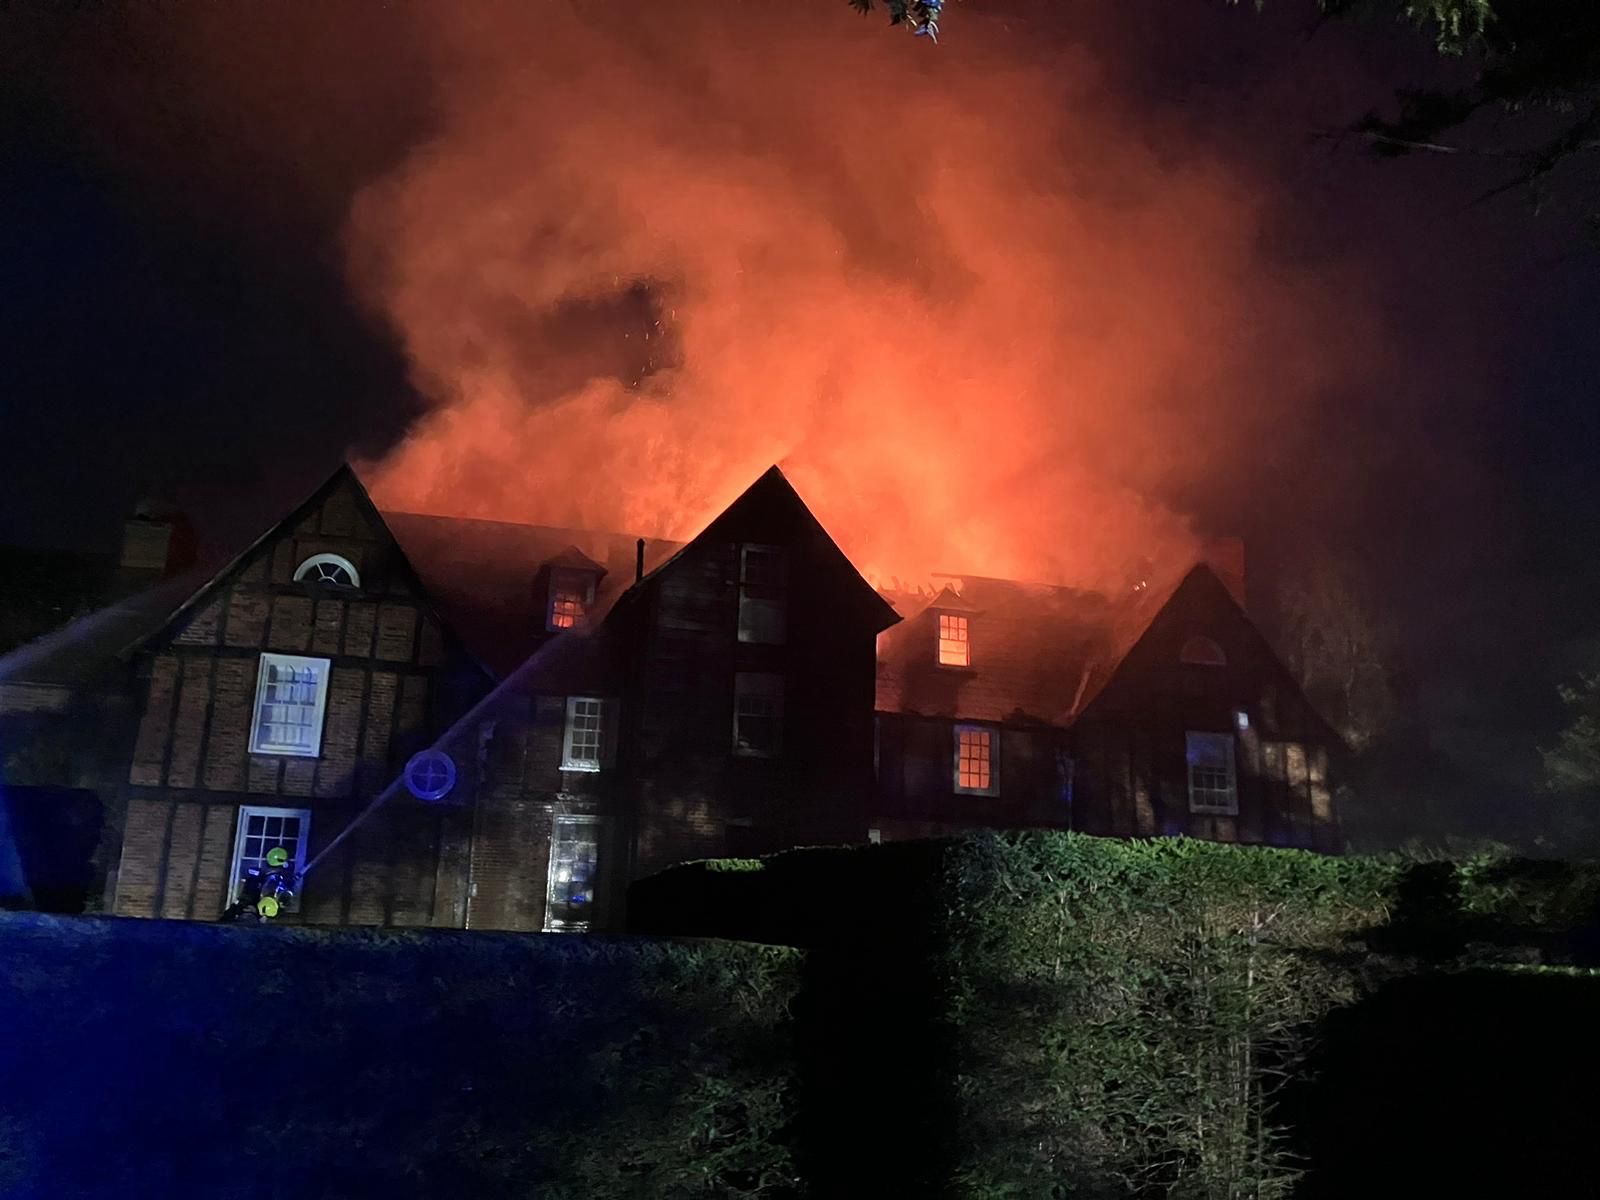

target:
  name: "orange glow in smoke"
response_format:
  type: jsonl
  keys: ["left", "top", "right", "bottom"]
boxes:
{"left": 339, "top": 2, "right": 1377, "bottom": 592}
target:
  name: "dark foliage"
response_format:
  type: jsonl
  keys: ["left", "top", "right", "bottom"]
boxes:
{"left": 1347, "top": 0, "right": 1600, "bottom": 227}
{"left": 639, "top": 832, "right": 1600, "bottom": 1197}
{"left": 0, "top": 916, "right": 801, "bottom": 1200}
{"left": 0, "top": 787, "right": 100, "bottom": 912}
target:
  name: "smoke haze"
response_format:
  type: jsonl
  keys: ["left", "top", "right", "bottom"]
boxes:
{"left": 338, "top": 1, "right": 1389, "bottom": 590}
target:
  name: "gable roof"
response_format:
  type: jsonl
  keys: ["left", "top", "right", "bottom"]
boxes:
{"left": 876, "top": 560, "right": 1340, "bottom": 747}
{"left": 140, "top": 465, "right": 387, "bottom": 652}
{"left": 380, "top": 512, "right": 680, "bottom": 676}
{"left": 875, "top": 571, "right": 1165, "bottom": 726}
{"left": 1082, "top": 563, "right": 1345, "bottom": 746}
{"left": 8, "top": 460, "right": 1320, "bottom": 746}
{"left": 620, "top": 465, "right": 900, "bottom": 632}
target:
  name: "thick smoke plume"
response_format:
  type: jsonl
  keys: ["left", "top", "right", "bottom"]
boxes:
{"left": 345, "top": 2, "right": 1377, "bottom": 590}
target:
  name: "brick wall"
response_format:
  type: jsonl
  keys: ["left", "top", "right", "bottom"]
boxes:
{"left": 114, "top": 473, "right": 484, "bottom": 926}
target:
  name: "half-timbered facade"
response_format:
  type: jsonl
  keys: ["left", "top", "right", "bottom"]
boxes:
{"left": 3, "top": 463, "right": 1342, "bottom": 928}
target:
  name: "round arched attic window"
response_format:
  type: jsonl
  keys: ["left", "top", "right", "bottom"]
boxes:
{"left": 294, "top": 553, "right": 361, "bottom": 589}
{"left": 1179, "top": 635, "right": 1227, "bottom": 666}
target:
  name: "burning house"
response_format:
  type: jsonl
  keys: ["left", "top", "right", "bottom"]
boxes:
{"left": 1, "top": 463, "right": 1340, "bottom": 930}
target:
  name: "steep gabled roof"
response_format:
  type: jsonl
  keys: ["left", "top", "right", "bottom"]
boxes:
{"left": 1082, "top": 563, "right": 1345, "bottom": 746}
{"left": 875, "top": 563, "right": 1289, "bottom": 729}
{"left": 615, "top": 465, "right": 899, "bottom": 633}
{"left": 118, "top": 465, "right": 496, "bottom": 681}
{"left": 140, "top": 465, "right": 373, "bottom": 651}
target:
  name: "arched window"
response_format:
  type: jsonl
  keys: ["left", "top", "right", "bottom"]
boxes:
{"left": 294, "top": 553, "right": 360, "bottom": 589}
{"left": 1179, "top": 635, "right": 1227, "bottom": 667}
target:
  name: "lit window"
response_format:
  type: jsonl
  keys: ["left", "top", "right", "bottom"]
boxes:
{"left": 954, "top": 725, "right": 998, "bottom": 795}
{"left": 1180, "top": 635, "right": 1227, "bottom": 666}
{"left": 1186, "top": 731, "right": 1238, "bottom": 814}
{"left": 733, "top": 672, "right": 783, "bottom": 757}
{"left": 228, "top": 805, "right": 310, "bottom": 908}
{"left": 938, "top": 613, "right": 970, "bottom": 666}
{"left": 293, "top": 553, "right": 360, "bottom": 589}
{"left": 545, "top": 813, "right": 602, "bottom": 932}
{"left": 249, "top": 653, "right": 330, "bottom": 757}
{"left": 547, "top": 568, "right": 596, "bottom": 631}
{"left": 562, "top": 696, "right": 605, "bottom": 771}
{"left": 737, "top": 544, "right": 786, "bottom": 645}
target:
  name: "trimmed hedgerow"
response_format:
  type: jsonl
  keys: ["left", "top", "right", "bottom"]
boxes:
{"left": 0, "top": 915, "right": 802, "bottom": 1200}
{"left": 639, "top": 830, "right": 1600, "bottom": 1198}
{"left": 942, "top": 834, "right": 1393, "bottom": 1199}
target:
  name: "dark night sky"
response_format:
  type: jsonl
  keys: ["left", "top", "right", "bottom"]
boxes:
{"left": 3, "top": 1, "right": 1598, "bottom": 838}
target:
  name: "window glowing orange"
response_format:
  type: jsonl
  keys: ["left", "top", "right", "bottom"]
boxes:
{"left": 550, "top": 589, "right": 585, "bottom": 629}
{"left": 956, "top": 727, "right": 993, "bottom": 792}
{"left": 938, "top": 614, "right": 970, "bottom": 666}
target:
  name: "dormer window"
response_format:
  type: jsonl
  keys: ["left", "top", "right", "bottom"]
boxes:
{"left": 545, "top": 567, "right": 599, "bottom": 632}
{"left": 294, "top": 553, "right": 360, "bottom": 589}
{"left": 938, "top": 614, "right": 970, "bottom": 666}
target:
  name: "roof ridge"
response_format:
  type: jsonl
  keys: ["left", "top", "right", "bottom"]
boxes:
{"left": 380, "top": 508, "right": 682, "bottom": 546}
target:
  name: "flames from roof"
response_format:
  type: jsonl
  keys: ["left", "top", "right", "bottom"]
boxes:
{"left": 340, "top": 2, "right": 1380, "bottom": 593}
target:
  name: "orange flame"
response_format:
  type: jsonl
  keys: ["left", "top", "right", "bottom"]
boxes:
{"left": 338, "top": 3, "right": 1375, "bottom": 592}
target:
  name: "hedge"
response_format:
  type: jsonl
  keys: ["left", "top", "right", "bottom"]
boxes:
{"left": 632, "top": 831, "right": 1600, "bottom": 1198}
{"left": 0, "top": 915, "right": 802, "bottom": 1200}
{"left": 7, "top": 835, "right": 1598, "bottom": 1199}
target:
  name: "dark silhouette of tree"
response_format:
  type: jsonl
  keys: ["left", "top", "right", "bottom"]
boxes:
{"left": 852, "top": 1, "right": 1599, "bottom": 234}
{"left": 1274, "top": 559, "right": 1397, "bottom": 752}
{"left": 1545, "top": 671, "right": 1600, "bottom": 793}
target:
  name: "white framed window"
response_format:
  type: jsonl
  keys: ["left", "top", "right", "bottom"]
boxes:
{"left": 546, "top": 568, "right": 596, "bottom": 632}
{"left": 733, "top": 672, "right": 783, "bottom": 757}
{"left": 562, "top": 696, "right": 605, "bottom": 771}
{"left": 294, "top": 553, "right": 360, "bottom": 589}
{"left": 249, "top": 653, "right": 331, "bottom": 756}
{"left": 938, "top": 613, "right": 970, "bottom": 666}
{"left": 1186, "top": 731, "right": 1238, "bottom": 814}
{"left": 953, "top": 724, "right": 999, "bottom": 795}
{"left": 737, "top": 544, "right": 786, "bottom": 645}
{"left": 545, "top": 813, "right": 602, "bottom": 932}
{"left": 228, "top": 805, "right": 311, "bottom": 908}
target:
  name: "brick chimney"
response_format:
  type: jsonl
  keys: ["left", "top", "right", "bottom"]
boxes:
{"left": 119, "top": 499, "right": 197, "bottom": 580}
{"left": 1204, "top": 536, "right": 1246, "bottom": 610}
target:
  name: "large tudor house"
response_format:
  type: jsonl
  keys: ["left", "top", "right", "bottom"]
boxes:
{"left": 0, "top": 465, "right": 1340, "bottom": 930}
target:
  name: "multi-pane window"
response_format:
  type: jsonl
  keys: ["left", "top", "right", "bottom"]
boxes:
{"left": 1186, "top": 731, "right": 1238, "bottom": 814}
{"left": 954, "top": 725, "right": 998, "bottom": 795}
{"left": 229, "top": 805, "right": 310, "bottom": 907}
{"left": 547, "top": 568, "right": 595, "bottom": 631}
{"left": 938, "top": 613, "right": 970, "bottom": 666}
{"left": 737, "top": 544, "right": 786, "bottom": 645}
{"left": 733, "top": 672, "right": 784, "bottom": 757}
{"left": 545, "top": 814, "right": 602, "bottom": 932}
{"left": 562, "top": 696, "right": 605, "bottom": 771}
{"left": 249, "top": 654, "right": 330, "bottom": 757}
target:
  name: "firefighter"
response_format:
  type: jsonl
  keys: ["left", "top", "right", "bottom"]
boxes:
{"left": 220, "top": 846, "right": 297, "bottom": 922}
